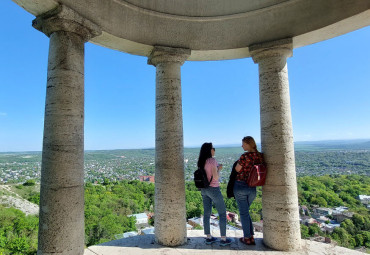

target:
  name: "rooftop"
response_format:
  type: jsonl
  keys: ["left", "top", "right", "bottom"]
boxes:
{"left": 130, "top": 213, "right": 149, "bottom": 220}
{"left": 84, "top": 230, "right": 364, "bottom": 255}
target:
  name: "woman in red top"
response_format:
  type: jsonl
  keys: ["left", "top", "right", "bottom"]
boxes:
{"left": 234, "top": 136, "right": 263, "bottom": 245}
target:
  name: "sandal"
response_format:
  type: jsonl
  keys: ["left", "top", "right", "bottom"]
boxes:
{"left": 239, "top": 236, "right": 256, "bottom": 245}
{"left": 249, "top": 236, "right": 256, "bottom": 245}
{"left": 239, "top": 237, "right": 248, "bottom": 245}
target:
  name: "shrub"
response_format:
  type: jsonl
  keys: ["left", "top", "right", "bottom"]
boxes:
{"left": 23, "top": 180, "right": 36, "bottom": 186}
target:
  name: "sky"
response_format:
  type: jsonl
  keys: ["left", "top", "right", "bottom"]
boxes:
{"left": 0, "top": 1, "right": 369, "bottom": 152}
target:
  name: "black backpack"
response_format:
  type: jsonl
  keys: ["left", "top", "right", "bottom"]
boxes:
{"left": 194, "top": 167, "right": 212, "bottom": 189}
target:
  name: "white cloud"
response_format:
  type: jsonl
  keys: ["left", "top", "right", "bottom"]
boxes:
{"left": 0, "top": 112, "right": 7, "bottom": 116}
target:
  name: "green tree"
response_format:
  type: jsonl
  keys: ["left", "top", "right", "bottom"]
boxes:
{"left": 354, "top": 233, "right": 364, "bottom": 247}
{"left": 103, "top": 178, "right": 110, "bottom": 186}
{"left": 8, "top": 236, "right": 30, "bottom": 254}
{"left": 352, "top": 214, "right": 365, "bottom": 230}
{"left": 0, "top": 206, "right": 38, "bottom": 254}
{"left": 331, "top": 227, "right": 355, "bottom": 248}
{"left": 308, "top": 224, "right": 321, "bottom": 236}
{"left": 361, "top": 231, "right": 370, "bottom": 248}
{"left": 300, "top": 224, "right": 310, "bottom": 239}
{"left": 341, "top": 219, "right": 356, "bottom": 235}
{"left": 315, "top": 197, "right": 328, "bottom": 207}
{"left": 250, "top": 212, "right": 261, "bottom": 222}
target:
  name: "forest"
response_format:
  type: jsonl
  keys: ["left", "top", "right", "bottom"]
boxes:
{"left": 0, "top": 174, "right": 369, "bottom": 254}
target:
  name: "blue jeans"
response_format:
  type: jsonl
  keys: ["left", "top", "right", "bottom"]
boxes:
{"left": 233, "top": 181, "right": 256, "bottom": 238}
{"left": 201, "top": 186, "right": 227, "bottom": 237}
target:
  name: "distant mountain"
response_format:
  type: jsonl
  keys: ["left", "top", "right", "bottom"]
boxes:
{"left": 294, "top": 139, "right": 370, "bottom": 151}
{"left": 1, "top": 139, "right": 369, "bottom": 154}
{"left": 208, "top": 139, "right": 370, "bottom": 152}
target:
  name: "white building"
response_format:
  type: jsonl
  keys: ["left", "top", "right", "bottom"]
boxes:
{"left": 332, "top": 206, "right": 348, "bottom": 214}
{"left": 322, "top": 223, "right": 340, "bottom": 234}
{"left": 129, "top": 213, "right": 148, "bottom": 224}
{"left": 358, "top": 195, "right": 370, "bottom": 205}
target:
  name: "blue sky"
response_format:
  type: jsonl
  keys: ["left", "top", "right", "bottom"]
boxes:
{"left": 0, "top": 1, "right": 369, "bottom": 152}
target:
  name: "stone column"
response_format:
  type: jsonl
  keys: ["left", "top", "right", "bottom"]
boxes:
{"left": 148, "top": 46, "right": 190, "bottom": 246}
{"left": 32, "top": 5, "right": 101, "bottom": 255}
{"left": 250, "top": 38, "right": 301, "bottom": 251}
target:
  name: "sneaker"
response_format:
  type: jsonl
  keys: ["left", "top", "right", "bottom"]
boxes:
{"left": 205, "top": 236, "right": 217, "bottom": 244}
{"left": 219, "top": 237, "right": 232, "bottom": 246}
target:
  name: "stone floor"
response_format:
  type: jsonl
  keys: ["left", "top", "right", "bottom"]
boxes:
{"left": 84, "top": 230, "right": 364, "bottom": 255}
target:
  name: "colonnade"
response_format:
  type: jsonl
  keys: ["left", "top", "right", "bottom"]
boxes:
{"left": 33, "top": 5, "right": 300, "bottom": 254}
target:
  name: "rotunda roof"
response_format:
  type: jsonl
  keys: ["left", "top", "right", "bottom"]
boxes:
{"left": 13, "top": 0, "right": 370, "bottom": 60}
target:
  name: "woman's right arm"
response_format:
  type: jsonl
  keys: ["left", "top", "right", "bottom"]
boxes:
{"left": 235, "top": 163, "right": 242, "bottom": 172}
{"left": 235, "top": 154, "right": 245, "bottom": 172}
{"left": 212, "top": 165, "right": 219, "bottom": 181}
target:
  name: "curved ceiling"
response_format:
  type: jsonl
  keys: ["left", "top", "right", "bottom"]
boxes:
{"left": 12, "top": 0, "right": 370, "bottom": 60}
{"left": 122, "top": 0, "right": 289, "bottom": 17}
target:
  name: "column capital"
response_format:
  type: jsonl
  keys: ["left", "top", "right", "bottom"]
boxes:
{"left": 148, "top": 46, "right": 191, "bottom": 66}
{"left": 32, "top": 5, "right": 101, "bottom": 41}
{"left": 249, "top": 38, "right": 293, "bottom": 64}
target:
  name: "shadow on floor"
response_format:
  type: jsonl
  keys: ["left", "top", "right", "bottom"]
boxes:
{"left": 93, "top": 234, "right": 271, "bottom": 251}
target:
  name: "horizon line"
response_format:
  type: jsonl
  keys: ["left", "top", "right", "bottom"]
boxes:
{"left": 0, "top": 138, "right": 369, "bottom": 153}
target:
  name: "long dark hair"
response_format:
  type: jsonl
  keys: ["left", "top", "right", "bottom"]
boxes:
{"left": 197, "top": 142, "right": 213, "bottom": 168}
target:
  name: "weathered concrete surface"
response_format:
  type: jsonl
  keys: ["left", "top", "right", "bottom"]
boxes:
{"left": 148, "top": 46, "right": 191, "bottom": 246}
{"left": 33, "top": 5, "right": 100, "bottom": 255}
{"left": 250, "top": 38, "right": 300, "bottom": 251}
{"left": 85, "top": 230, "right": 365, "bottom": 255}
{"left": 13, "top": 0, "right": 370, "bottom": 60}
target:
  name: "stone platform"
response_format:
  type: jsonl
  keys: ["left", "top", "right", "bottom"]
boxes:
{"left": 84, "top": 230, "right": 364, "bottom": 255}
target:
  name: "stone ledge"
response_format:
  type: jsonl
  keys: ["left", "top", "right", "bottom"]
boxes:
{"left": 85, "top": 230, "right": 364, "bottom": 255}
